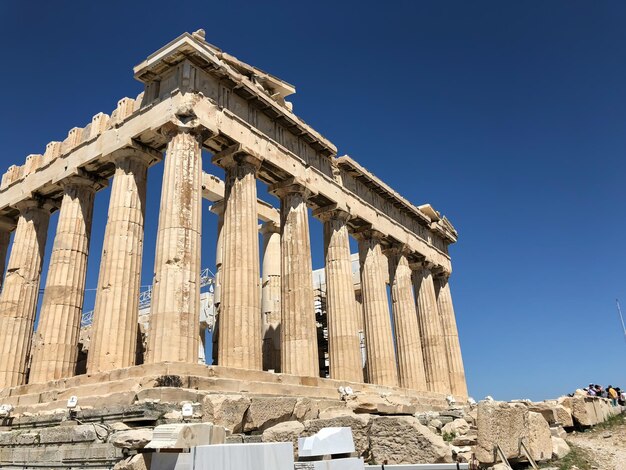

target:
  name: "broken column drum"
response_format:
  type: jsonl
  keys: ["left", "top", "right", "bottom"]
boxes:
{"left": 0, "top": 31, "right": 467, "bottom": 402}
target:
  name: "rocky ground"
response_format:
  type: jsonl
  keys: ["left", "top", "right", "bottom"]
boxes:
{"left": 563, "top": 415, "right": 626, "bottom": 470}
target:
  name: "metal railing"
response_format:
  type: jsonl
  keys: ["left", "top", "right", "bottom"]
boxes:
{"left": 80, "top": 268, "right": 215, "bottom": 327}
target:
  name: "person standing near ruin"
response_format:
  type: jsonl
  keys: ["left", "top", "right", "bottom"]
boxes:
{"left": 607, "top": 385, "right": 618, "bottom": 406}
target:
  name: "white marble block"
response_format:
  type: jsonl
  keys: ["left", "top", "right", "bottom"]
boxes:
{"left": 298, "top": 427, "right": 355, "bottom": 457}
{"left": 150, "top": 452, "right": 193, "bottom": 470}
{"left": 146, "top": 423, "right": 225, "bottom": 449}
{"left": 192, "top": 442, "right": 294, "bottom": 470}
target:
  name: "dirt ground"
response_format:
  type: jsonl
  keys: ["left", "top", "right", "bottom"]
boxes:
{"left": 565, "top": 416, "right": 626, "bottom": 470}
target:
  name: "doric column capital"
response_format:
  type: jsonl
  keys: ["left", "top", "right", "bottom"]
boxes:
{"left": 312, "top": 203, "right": 351, "bottom": 223}
{"left": 212, "top": 144, "right": 263, "bottom": 172}
{"left": 352, "top": 225, "right": 386, "bottom": 243}
{"left": 383, "top": 242, "right": 412, "bottom": 258}
{"left": 159, "top": 121, "right": 215, "bottom": 145}
{"left": 0, "top": 216, "right": 16, "bottom": 232}
{"left": 209, "top": 199, "right": 226, "bottom": 216}
{"left": 61, "top": 171, "right": 108, "bottom": 193}
{"left": 269, "top": 176, "right": 317, "bottom": 199}
{"left": 14, "top": 197, "right": 56, "bottom": 215}
{"left": 408, "top": 258, "right": 435, "bottom": 273}
{"left": 109, "top": 146, "right": 160, "bottom": 168}
{"left": 260, "top": 220, "right": 280, "bottom": 236}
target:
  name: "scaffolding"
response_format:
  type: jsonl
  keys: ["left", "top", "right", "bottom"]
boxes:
{"left": 80, "top": 268, "right": 215, "bottom": 328}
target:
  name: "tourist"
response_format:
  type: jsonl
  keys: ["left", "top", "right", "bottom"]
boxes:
{"left": 607, "top": 385, "right": 618, "bottom": 406}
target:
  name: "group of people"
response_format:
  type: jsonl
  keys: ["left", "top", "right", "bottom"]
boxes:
{"left": 582, "top": 383, "right": 625, "bottom": 406}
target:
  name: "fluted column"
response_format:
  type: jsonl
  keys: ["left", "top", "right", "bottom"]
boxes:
{"left": 88, "top": 151, "right": 151, "bottom": 373}
{"left": 356, "top": 230, "right": 398, "bottom": 387}
{"left": 270, "top": 179, "right": 319, "bottom": 377}
{"left": 30, "top": 176, "right": 101, "bottom": 383}
{"left": 413, "top": 264, "right": 450, "bottom": 394}
{"left": 435, "top": 275, "right": 468, "bottom": 397}
{"left": 261, "top": 221, "right": 281, "bottom": 372}
{"left": 0, "top": 199, "right": 52, "bottom": 388}
{"left": 147, "top": 129, "right": 203, "bottom": 364}
{"left": 0, "top": 217, "right": 15, "bottom": 292}
{"left": 209, "top": 201, "right": 225, "bottom": 366}
{"left": 387, "top": 248, "right": 427, "bottom": 391}
{"left": 316, "top": 207, "right": 362, "bottom": 383}
{"left": 213, "top": 147, "right": 262, "bottom": 370}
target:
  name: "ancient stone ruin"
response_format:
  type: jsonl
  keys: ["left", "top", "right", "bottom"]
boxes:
{"left": 0, "top": 30, "right": 468, "bottom": 468}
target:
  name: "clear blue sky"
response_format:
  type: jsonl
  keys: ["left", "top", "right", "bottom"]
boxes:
{"left": 1, "top": 1, "right": 625, "bottom": 401}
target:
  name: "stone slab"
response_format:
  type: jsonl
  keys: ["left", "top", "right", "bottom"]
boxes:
{"left": 298, "top": 427, "right": 355, "bottom": 457}
{"left": 191, "top": 442, "right": 294, "bottom": 470}
{"left": 151, "top": 452, "right": 192, "bottom": 470}
{"left": 146, "top": 423, "right": 225, "bottom": 449}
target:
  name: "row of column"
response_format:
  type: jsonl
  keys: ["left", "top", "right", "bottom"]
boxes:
{"left": 0, "top": 127, "right": 466, "bottom": 398}
{"left": 0, "top": 128, "right": 204, "bottom": 389}
{"left": 210, "top": 146, "right": 467, "bottom": 396}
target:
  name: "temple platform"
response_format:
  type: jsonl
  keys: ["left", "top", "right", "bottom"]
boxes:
{"left": 0, "top": 362, "right": 461, "bottom": 416}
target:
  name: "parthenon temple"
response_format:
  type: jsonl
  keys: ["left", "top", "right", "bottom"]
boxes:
{"left": 0, "top": 31, "right": 467, "bottom": 413}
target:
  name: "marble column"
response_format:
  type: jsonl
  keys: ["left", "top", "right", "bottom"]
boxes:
{"left": 0, "top": 217, "right": 15, "bottom": 292}
{"left": 213, "top": 149, "right": 262, "bottom": 370}
{"left": 317, "top": 207, "right": 362, "bottom": 383}
{"left": 147, "top": 130, "right": 203, "bottom": 364}
{"left": 209, "top": 201, "right": 225, "bottom": 366}
{"left": 0, "top": 199, "right": 51, "bottom": 388}
{"left": 435, "top": 275, "right": 468, "bottom": 397}
{"left": 357, "top": 230, "right": 398, "bottom": 387}
{"left": 413, "top": 264, "right": 450, "bottom": 394}
{"left": 88, "top": 151, "right": 151, "bottom": 373}
{"left": 261, "top": 221, "right": 281, "bottom": 372}
{"left": 270, "top": 180, "right": 319, "bottom": 377}
{"left": 30, "top": 176, "right": 99, "bottom": 383}
{"left": 387, "top": 248, "right": 427, "bottom": 391}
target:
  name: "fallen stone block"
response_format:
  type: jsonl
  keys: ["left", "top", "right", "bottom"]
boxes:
{"left": 146, "top": 423, "right": 225, "bottom": 449}
{"left": 262, "top": 420, "right": 304, "bottom": 448}
{"left": 551, "top": 436, "right": 571, "bottom": 460}
{"left": 202, "top": 394, "right": 250, "bottom": 433}
{"left": 527, "top": 411, "right": 552, "bottom": 462}
{"left": 441, "top": 418, "right": 470, "bottom": 437}
{"left": 368, "top": 415, "right": 452, "bottom": 464}
{"left": 110, "top": 429, "right": 153, "bottom": 450}
{"left": 475, "top": 401, "right": 528, "bottom": 464}
{"left": 243, "top": 397, "right": 298, "bottom": 432}
{"left": 550, "top": 426, "right": 566, "bottom": 439}
{"left": 528, "top": 401, "right": 573, "bottom": 427}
